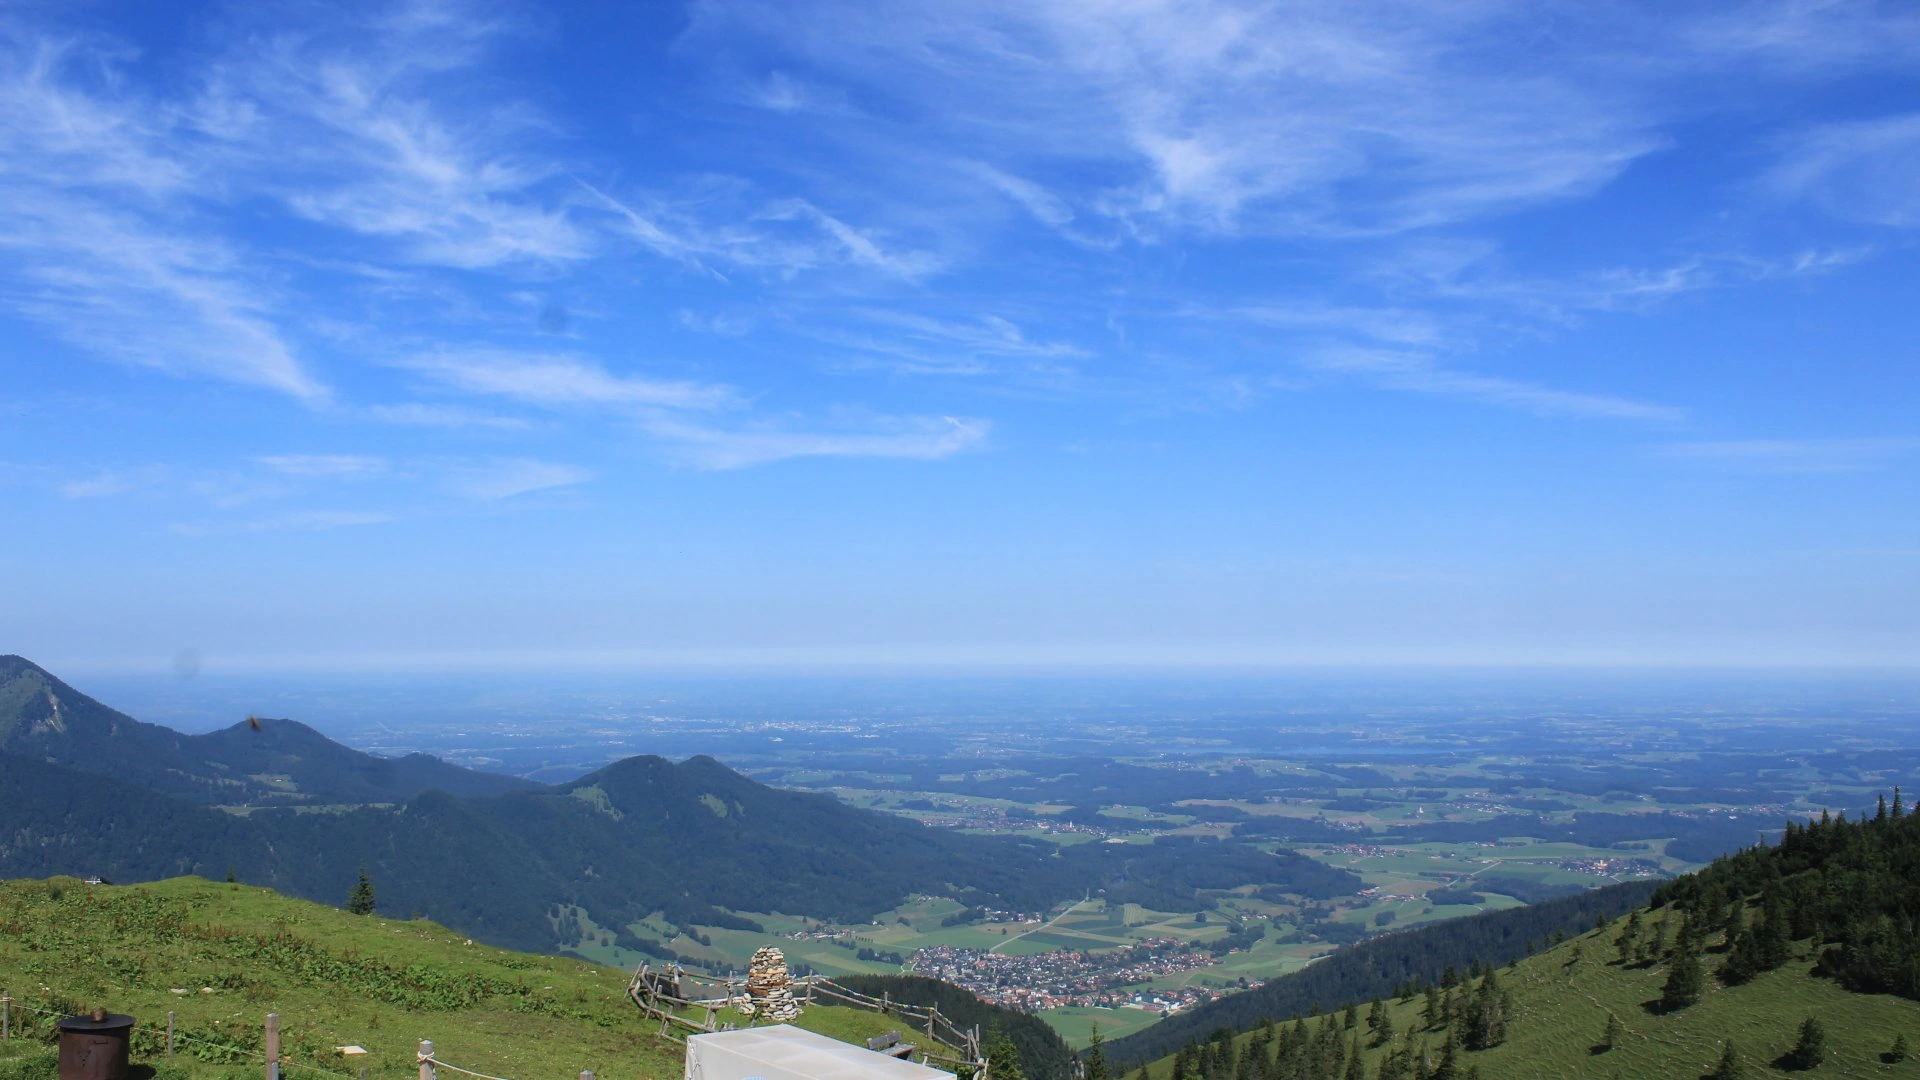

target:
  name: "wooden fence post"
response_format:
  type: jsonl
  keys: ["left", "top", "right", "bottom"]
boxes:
{"left": 2, "top": 990, "right": 10, "bottom": 1040}
{"left": 167, "top": 1011, "right": 175, "bottom": 1059}
{"left": 265, "top": 1014, "right": 280, "bottom": 1080}
{"left": 419, "top": 1040, "right": 436, "bottom": 1080}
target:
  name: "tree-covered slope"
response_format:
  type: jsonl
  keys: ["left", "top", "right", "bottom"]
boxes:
{"left": 0, "top": 655, "right": 534, "bottom": 804}
{"left": 1123, "top": 800, "right": 1920, "bottom": 1079}
{"left": 0, "top": 744, "right": 1359, "bottom": 954}
{"left": 1102, "top": 880, "right": 1658, "bottom": 1066}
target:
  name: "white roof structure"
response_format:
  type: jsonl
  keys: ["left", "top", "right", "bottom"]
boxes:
{"left": 684, "top": 1025, "right": 950, "bottom": 1080}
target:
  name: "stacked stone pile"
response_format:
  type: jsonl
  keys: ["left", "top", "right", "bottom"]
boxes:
{"left": 742, "top": 946, "right": 801, "bottom": 1022}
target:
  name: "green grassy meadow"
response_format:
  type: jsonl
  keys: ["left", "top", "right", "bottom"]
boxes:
{"left": 0, "top": 878, "right": 925, "bottom": 1080}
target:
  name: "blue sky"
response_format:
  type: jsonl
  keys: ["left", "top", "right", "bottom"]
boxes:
{"left": 2, "top": 0, "right": 1917, "bottom": 673}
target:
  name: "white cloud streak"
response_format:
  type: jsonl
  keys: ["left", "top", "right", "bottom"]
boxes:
{"left": 644, "top": 415, "right": 992, "bottom": 470}
{"left": 255, "top": 454, "right": 388, "bottom": 477}
{"left": 1768, "top": 112, "right": 1920, "bottom": 228}
{"left": 0, "top": 36, "right": 326, "bottom": 400}
{"left": 442, "top": 458, "right": 592, "bottom": 500}
{"left": 402, "top": 350, "right": 736, "bottom": 411}
{"left": 1306, "top": 348, "right": 1684, "bottom": 423}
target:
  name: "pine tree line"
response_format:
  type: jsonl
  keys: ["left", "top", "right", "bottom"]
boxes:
{"left": 1653, "top": 788, "right": 1920, "bottom": 999}
{"left": 1156, "top": 964, "right": 1511, "bottom": 1080}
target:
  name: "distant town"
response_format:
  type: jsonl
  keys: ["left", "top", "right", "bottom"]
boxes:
{"left": 906, "top": 941, "right": 1242, "bottom": 1015}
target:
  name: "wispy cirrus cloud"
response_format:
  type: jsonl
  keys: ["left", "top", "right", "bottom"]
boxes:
{"left": 643, "top": 414, "right": 991, "bottom": 470}
{"left": 441, "top": 457, "right": 592, "bottom": 500}
{"left": 1767, "top": 112, "right": 1920, "bottom": 229}
{"left": 401, "top": 350, "right": 736, "bottom": 411}
{"left": 1306, "top": 347, "right": 1684, "bottom": 423}
{"left": 584, "top": 182, "right": 945, "bottom": 280}
{"left": 0, "top": 35, "right": 326, "bottom": 400}
{"left": 255, "top": 454, "right": 388, "bottom": 477}
{"left": 363, "top": 402, "right": 531, "bottom": 429}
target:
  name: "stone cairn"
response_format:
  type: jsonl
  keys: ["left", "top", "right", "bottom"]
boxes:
{"left": 738, "top": 946, "right": 801, "bottom": 1022}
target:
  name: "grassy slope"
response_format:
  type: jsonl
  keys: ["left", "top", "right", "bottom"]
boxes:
{"left": 1139, "top": 910, "right": 1920, "bottom": 1079}
{"left": 0, "top": 878, "right": 922, "bottom": 1080}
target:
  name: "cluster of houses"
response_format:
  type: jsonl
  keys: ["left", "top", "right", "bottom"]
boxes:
{"left": 905, "top": 940, "right": 1228, "bottom": 1014}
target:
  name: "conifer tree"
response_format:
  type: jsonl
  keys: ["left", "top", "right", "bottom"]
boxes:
{"left": 1888, "top": 1034, "right": 1909, "bottom": 1063}
{"left": 1461, "top": 971, "right": 1506, "bottom": 1050}
{"left": 1367, "top": 998, "right": 1392, "bottom": 1046}
{"left": 1757, "top": 889, "right": 1791, "bottom": 968}
{"left": 1786, "top": 1018, "right": 1825, "bottom": 1070}
{"left": 1599, "top": 1013, "right": 1623, "bottom": 1052}
{"left": 1661, "top": 942, "right": 1704, "bottom": 1011}
{"left": 347, "top": 866, "right": 376, "bottom": 915}
{"left": 1614, "top": 910, "right": 1641, "bottom": 964}
{"left": 1430, "top": 1030, "right": 1458, "bottom": 1080}
{"left": 986, "top": 1031, "right": 1026, "bottom": 1080}
{"left": 1708, "top": 1041, "right": 1742, "bottom": 1080}
{"left": 1085, "top": 1026, "right": 1111, "bottom": 1080}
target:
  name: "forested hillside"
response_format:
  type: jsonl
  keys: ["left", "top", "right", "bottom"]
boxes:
{"left": 1120, "top": 798, "right": 1920, "bottom": 1078}
{"left": 1102, "top": 880, "right": 1657, "bottom": 1066}
{"left": 0, "top": 659, "right": 1360, "bottom": 957}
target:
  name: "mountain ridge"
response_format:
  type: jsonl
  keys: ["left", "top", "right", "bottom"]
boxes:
{"left": 0, "top": 658, "right": 1362, "bottom": 957}
{"left": 0, "top": 654, "right": 536, "bottom": 804}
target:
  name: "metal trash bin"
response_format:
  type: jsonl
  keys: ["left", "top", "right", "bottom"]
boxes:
{"left": 58, "top": 1012, "right": 135, "bottom": 1080}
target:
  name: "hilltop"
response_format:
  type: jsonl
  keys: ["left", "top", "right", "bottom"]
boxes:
{"left": 0, "top": 875, "right": 1055, "bottom": 1080}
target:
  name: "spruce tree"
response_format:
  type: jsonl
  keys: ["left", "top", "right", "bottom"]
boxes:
{"left": 1757, "top": 889, "right": 1791, "bottom": 969}
{"left": 1708, "top": 1040, "right": 1742, "bottom": 1080}
{"left": 1887, "top": 1034, "right": 1909, "bottom": 1064}
{"left": 1085, "top": 1025, "right": 1111, "bottom": 1080}
{"left": 1786, "top": 1018, "right": 1825, "bottom": 1070}
{"left": 1661, "top": 943, "right": 1704, "bottom": 1011}
{"left": 1599, "top": 1013, "right": 1623, "bottom": 1052}
{"left": 1614, "top": 911, "right": 1641, "bottom": 964}
{"left": 986, "top": 1030, "right": 1025, "bottom": 1080}
{"left": 1367, "top": 998, "right": 1392, "bottom": 1046}
{"left": 347, "top": 867, "right": 376, "bottom": 915}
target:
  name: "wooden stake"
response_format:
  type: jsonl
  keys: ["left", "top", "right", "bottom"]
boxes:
{"left": 265, "top": 1014, "right": 280, "bottom": 1080}
{"left": 419, "top": 1041, "right": 436, "bottom": 1080}
{"left": 167, "top": 1011, "right": 175, "bottom": 1059}
{"left": 2, "top": 990, "right": 10, "bottom": 1040}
